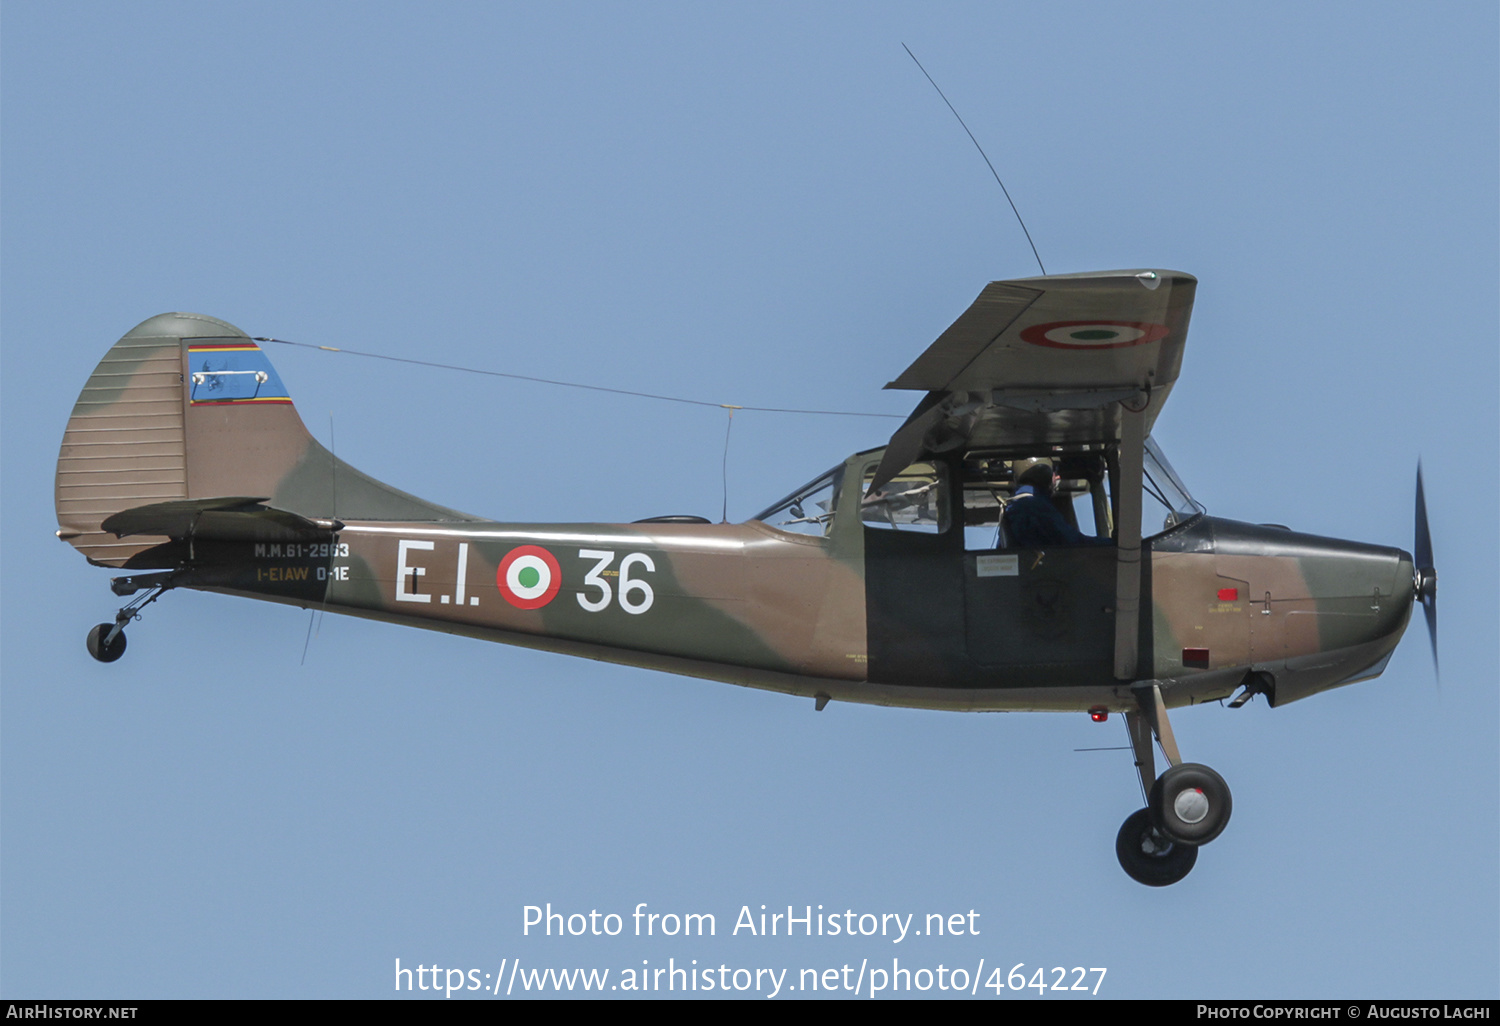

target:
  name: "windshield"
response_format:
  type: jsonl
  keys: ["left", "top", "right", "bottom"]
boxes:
{"left": 752, "top": 465, "right": 844, "bottom": 536}
{"left": 1143, "top": 436, "right": 1205, "bottom": 533}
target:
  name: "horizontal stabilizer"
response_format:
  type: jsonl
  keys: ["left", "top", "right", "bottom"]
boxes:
{"left": 101, "top": 497, "right": 342, "bottom": 543}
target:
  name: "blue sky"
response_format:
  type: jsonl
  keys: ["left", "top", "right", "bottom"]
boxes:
{"left": 3, "top": 1, "right": 1496, "bottom": 999}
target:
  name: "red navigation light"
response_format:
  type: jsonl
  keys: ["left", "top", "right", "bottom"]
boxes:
{"left": 1088, "top": 707, "right": 1109, "bottom": 723}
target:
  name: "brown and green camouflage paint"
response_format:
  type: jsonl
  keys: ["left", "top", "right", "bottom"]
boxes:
{"left": 56, "top": 313, "right": 1416, "bottom": 713}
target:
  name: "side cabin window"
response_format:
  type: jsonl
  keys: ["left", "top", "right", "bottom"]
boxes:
{"left": 956, "top": 439, "right": 1204, "bottom": 551}
{"left": 860, "top": 462, "right": 948, "bottom": 533}
{"left": 755, "top": 439, "right": 1204, "bottom": 546}
{"left": 959, "top": 451, "right": 1112, "bottom": 551}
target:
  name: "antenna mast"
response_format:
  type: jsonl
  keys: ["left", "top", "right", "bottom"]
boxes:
{"left": 902, "top": 44, "right": 1046, "bottom": 276}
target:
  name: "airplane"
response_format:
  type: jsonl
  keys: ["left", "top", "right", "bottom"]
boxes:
{"left": 54, "top": 268, "right": 1438, "bottom": 886}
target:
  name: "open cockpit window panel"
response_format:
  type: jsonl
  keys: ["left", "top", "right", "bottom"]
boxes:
{"left": 959, "top": 456, "right": 1010, "bottom": 551}
{"left": 860, "top": 462, "right": 948, "bottom": 533}
{"left": 1142, "top": 436, "right": 1206, "bottom": 536}
{"left": 751, "top": 465, "right": 844, "bottom": 537}
{"left": 959, "top": 446, "right": 1113, "bottom": 551}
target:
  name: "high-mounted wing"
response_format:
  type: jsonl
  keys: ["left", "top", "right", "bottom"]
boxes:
{"left": 869, "top": 269, "right": 1196, "bottom": 493}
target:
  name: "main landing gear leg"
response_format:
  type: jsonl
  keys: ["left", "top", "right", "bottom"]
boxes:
{"left": 1115, "top": 682, "right": 1232, "bottom": 886}
{"left": 86, "top": 572, "right": 177, "bottom": 664}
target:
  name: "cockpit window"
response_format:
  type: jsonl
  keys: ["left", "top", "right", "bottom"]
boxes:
{"left": 860, "top": 462, "right": 948, "bottom": 533}
{"left": 953, "top": 439, "right": 1200, "bottom": 547}
{"left": 753, "top": 440, "right": 1202, "bottom": 542}
{"left": 752, "top": 466, "right": 843, "bottom": 536}
{"left": 959, "top": 451, "right": 1110, "bottom": 550}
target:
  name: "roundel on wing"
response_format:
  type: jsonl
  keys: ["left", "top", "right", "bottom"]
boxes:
{"left": 1019, "top": 321, "right": 1169, "bottom": 350}
{"left": 497, "top": 545, "right": 562, "bottom": 609}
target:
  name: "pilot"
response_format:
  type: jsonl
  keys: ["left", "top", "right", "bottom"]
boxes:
{"left": 1002, "top": 461, "right": 1109, "bottom": 548}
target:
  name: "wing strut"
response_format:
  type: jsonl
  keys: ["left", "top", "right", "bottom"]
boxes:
{"left": 1124, "top": 708, "right": 1156, "bottom": 800}
{"left": 1125, "top": 682, "right": 1182, "bottom": 799}
{"left": 1113, "top": 399, "right": 1146, "bottom": 680}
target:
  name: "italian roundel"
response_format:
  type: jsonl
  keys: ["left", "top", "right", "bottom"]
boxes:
{"left": 497, "top": 545, "right": 562, "bottom": 609}
{"left": 1018, "top": 321, "right": 1169, "bottom": 350}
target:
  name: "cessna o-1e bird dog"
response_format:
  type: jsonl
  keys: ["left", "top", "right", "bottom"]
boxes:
{"left": 56, "top": 269, "right": 1438, "bottom": 886}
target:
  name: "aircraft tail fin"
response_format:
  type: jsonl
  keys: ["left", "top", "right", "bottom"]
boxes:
{"left": 56, "top": 313, "right": 477, "bottom": 568}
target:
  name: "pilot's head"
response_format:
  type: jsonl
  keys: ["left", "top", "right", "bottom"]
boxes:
{"left": 1017, "top": 461, "right": 1058, "bottom": 497}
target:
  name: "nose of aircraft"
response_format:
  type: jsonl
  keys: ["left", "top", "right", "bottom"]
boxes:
{"left": 1281, "top": 534, "right": 1415, "bottom": 705}
{"left": 1391, "top": 547, "right": 1419, "bottom": 639}
{"left": 1205, "top": 519, "right": 1419, "bottom": 705}
{"left": 1319, "top": 538, "right": 1414, "bottom": 645}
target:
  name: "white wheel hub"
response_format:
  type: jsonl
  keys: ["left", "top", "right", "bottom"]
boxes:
{"left": 1173, "top": 788, "right": 1210, "bottom": 825}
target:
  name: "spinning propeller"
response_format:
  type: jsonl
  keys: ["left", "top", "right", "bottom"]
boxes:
{"left": 1413, "top": 463, "right": 1439, "bottom": 684}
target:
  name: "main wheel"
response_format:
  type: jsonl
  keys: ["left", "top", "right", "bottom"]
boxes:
{"left": 1116, "top": 808, "right": 1197, "bottom": 886}
{"left": 1149, "top": 763, "right": 1232, "bottom": 845}
{"left": 86, "top": 623, "right": 127, "bottom": 663}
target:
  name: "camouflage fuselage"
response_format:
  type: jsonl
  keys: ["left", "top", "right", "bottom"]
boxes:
{"left": 57, "top": 313, "right": 1417, "bottom": 713}
{"left": 135, "top": 502, "right": 1416, "bottom": 714}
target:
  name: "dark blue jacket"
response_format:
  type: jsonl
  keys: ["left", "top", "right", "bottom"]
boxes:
{"left": 1002, "top": 486, "right": 1110, "bottom": 548}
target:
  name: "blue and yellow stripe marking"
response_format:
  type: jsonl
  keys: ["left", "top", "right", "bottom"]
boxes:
{"left": 188, "top": 342, "right": 293, "bottom": 405}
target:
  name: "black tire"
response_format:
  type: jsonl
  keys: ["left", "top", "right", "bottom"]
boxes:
{"left": 86, "top": 623, "right": 127, "bottom": 663}
{"left": 1149, "top": 762, "right": 1232, "bottom": 846}
{"left": 1116, "top": 808, "right": 1197, "bottom": 886}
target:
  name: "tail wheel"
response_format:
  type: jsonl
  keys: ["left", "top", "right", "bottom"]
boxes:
{"left": 86, "top": 623, "right": 126, "bottom": 663}
{"left": 1116, "top": 808, "right": 1197, "bottom": 886}
{"left": 1149, "top": 763, "right": 1232, "bottom": 845}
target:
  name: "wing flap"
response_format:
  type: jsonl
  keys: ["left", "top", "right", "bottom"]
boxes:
{"left": 886, "top": 283, "right": 1042, "bottom": 390}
